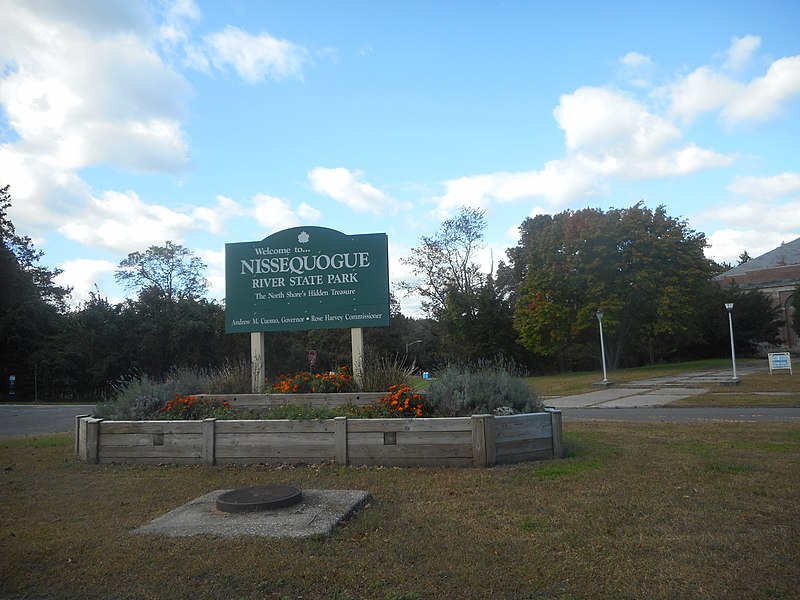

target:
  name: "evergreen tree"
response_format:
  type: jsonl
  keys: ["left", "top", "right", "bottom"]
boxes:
{"left": 0, "top": 186, "right": 71, "bottom": 400}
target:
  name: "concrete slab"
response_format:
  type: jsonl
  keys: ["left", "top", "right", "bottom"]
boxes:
{"left": 133, "top": 489, "right": 371, "bottom": 539}
{"left": 644, "top": 387, "right": 708, "bottom": 397}
{"left": 544, "top": 388, "right": 648, "bottom": 409}
{"left": 601, "top": 395, "right": 687, "bottom": 408}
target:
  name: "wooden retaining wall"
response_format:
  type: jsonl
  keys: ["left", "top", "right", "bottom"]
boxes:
{"left": 75, "top": 410, "right": 563, "bottom": 468}
{"left": 194, "top": 392, "right": 386, "bottom": 411}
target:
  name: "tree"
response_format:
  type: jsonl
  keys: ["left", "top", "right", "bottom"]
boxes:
{"left": 399, "top": 207, "right": 526, "bottom": 364}
{"left": 1, "top": 186, "right": 72, "bottom": 400}
{"left": 738, "top": 251, "right": 752, "bottom": 265}
{"left": 399, "top": 207, "right": 486, "bottom": 320}
{"left": 689, "top": 284, "right": 783, "bottom": 357}
{"left": 1, "top": 185, "right": 71, "bottom": 310}
{"left": 115, "top": 241, "right": 208, "bottom": 302}
{"left": 505, "top": 203, "right": 716, "bottom": 370}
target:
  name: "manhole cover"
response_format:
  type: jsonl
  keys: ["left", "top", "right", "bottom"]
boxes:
{"left": 216, "top": 485, "right": 302, "bottom": 513}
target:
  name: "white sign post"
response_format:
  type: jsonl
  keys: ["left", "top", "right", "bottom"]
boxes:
{"left": 768, "top": 352, "right": 792, "bottom": 375}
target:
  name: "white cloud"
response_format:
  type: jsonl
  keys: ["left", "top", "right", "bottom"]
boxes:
{"left": 55, "top": 258, "right": 118, "bottom": 305}
{"left": 434, "top": 86, "right": 732, "bottom": 216}
{"left": 723, "top": 56, "right": 800, "bottom": 124}
{"left": 160, "top": 0, "right": 201, "bottom": 46}
{"left": 706, "top": 229, "right": 795, "bottom": 266}
{"left": 203, "top": 26, "right": 309, "bottom": 84}
{"left": 619, "top": 52, "right": 654, "bottom": 88}
{"left": 0, "top": 0, "right": 194, "bottom": 243}
{"left": 668, "top": 67, "right": 742, "bottom": 124}
{"left": 668, "top": 38, "right": 800, "bottom": 125}
{"left": 723, "top": 35, "right": 761, "bottom": 72}
{"left": 621, "top": 52, "right": 651, "bottom": 68}
{"left": 58, "top": 190, "right": 202, "bottom": 253}
{"left": 251, "top": 193, "right": 318, "bottom": 232}
{"left": 197, "top": 247, "right": 225, "bottom": 300}
{"left": 0, "top": 3, "right": 191, "bottom": 173}
{"left": 556, "top": 87, "right": 681, "bottom": 155}
{"left": 699, "top": 172, "right": 800, "bottom": 265}
{"left": 309, "top": 167, "right": 402, "bottom": 214}
{"left": 728, "top": 172, "right": 800, "bottom": 201}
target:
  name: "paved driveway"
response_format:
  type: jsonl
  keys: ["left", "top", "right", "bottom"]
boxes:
{"left": 544, "top": 361, "right": 784, "bottom": 410}
{"left": 0, "top": 404, "right": 95, "bottom": 438}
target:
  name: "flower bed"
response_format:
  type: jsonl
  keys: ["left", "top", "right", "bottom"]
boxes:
{"left": 75, "top": 405, "right": 563, "bottom": 468}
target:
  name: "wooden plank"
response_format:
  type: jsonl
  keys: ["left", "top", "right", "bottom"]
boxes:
{"left": 203, "top": 418, "right": 216, "bottom": 465}
{"left": 347, "top": 456, "right": 472, "bottom": 468}
{"left": 397, "top": 431, "right": 472, "bottom": 445}
{"left": 215, "top": 432, "right": 334, "bottom": 446}
{"left": 215, "top": 420, "right": 334, "bottom": 434}
{"left": 215, "top": 456, "right": 334, "bottom": 465}
{"left": 215, "top": 444, "right": 333, "bottom": 459}
{"left": 496, "top": 437, "right": 553, "bottom": 457}
{"left": 548, "top": 409, "right": 563, "bottom": 458}
{"left": 346, "top": 431, "right": 472, "bottom": 447}
{"left": 348, "top": 442, "right": 472, "bottom": 459}
{"left": 471, "top": 415, "right": 490, "bottom": 467}
{"left": 334, "top": 417, "right": 347, "bottom": 465}
{"left": 101, "top": 445, "right": 203, "bottom": 459}
{"left": 86, "top": 418, "right": 101, "bottom": 464}
{"left": 77, "top": 417, "right": 89, "bottom": 461}
{"left": 99, "top": 433, "right": 204, "bottom": 447}
{"left": 100, "top": 421, "right": 204, "bottom": 435}
{"left": 98, "top": 456, "right": 203, "bottom": 465}
{"left": 345, "top": 417, "right": 470, "bottom": 434}
{"left": 494, "top": 414, "right": 551, "bottom": 440}
{"left": 485, "top": 415, "right": 496, "bottom": 466}
{"left": 74, "top": 414, "right": 91, "bottom": 456}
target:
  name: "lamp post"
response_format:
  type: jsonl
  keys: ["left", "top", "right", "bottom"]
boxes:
{"left": 596, "top": 309, "right": 610, "bottom": 385}
{"left": 724, "top": 303, "right": 739, "bottom": 382}
{"left": 405, "top": 339, "right": 422, "bottom": 354}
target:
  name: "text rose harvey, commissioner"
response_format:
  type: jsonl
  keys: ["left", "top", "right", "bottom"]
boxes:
{"left": 224, "top": 227, "right": 390, "bottom": 333}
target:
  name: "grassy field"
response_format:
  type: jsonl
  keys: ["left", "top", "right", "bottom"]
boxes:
{"left": 2, "top": 419, "right": 798, "bottom": 599}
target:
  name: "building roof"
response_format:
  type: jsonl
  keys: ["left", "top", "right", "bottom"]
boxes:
{"left": 716, "top": 236, "right": 800, "bottom": 279}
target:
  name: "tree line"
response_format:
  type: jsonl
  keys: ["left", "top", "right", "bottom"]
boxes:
{"left": 1, "top": 185, "right": 792, "bottom": 402}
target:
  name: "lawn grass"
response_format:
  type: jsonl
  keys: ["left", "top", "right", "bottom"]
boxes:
{"left": 2, "top": 422, "right": 798, "bottom": 600}
{"left": 669, "top": 371, "right": 800, "bottom": 407}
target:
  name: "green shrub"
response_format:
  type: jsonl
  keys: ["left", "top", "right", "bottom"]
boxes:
{"left": 425, "top": 359, "right": 542, "bottom": 416}
{"left": 95, "top": 362, "right": 251, "bottom": 420}
{"left": 358, "top": 350, "right": 416, "bottom": 392}
{"left": 203, "top": 360, "right": 252, "bottom": 394}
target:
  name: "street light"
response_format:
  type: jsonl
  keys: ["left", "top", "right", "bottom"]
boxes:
{"left": 596, "top": 309, "right": 610, "bottom": 385}
{"left": 724, "top": 303, "right": 739, "bottom": 382}
{"left": 405, "top": 339, "right": 422, "bottom": 354}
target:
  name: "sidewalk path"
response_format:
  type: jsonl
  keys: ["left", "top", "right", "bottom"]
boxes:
{"left": 543, "top": 361, "right": 774, "bottom": 410}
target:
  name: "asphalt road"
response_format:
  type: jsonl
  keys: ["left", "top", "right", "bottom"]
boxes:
{"left": 0, "top": 404, "right": 96, "bottom": 438}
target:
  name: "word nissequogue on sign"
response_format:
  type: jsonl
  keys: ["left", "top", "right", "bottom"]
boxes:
{"left": 225, "top": 226, "right": 390, "bottom": 333}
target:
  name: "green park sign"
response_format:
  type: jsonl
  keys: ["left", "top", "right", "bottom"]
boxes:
{"left": 225, "top": 226, "right": 390, "bottom": 333}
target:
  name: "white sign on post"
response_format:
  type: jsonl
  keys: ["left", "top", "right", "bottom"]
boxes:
{"left": 308, "top": 349, "right": 317, "bottom": 367}
{"left": 767, "top": 352, "right": 792, "bottom": 375}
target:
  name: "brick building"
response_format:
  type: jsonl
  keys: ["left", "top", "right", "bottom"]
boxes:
{"left": 714, "top": 237, "right": 800, "bottom": 350}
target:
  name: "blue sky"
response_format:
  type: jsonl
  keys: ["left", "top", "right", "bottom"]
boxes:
{"left": 1, "top": 0, "right": 799, "bottom": 315}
